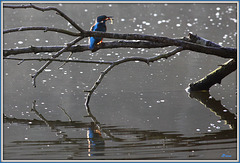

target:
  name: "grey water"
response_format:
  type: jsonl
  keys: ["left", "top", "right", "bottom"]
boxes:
{"left": 3, "top": 3, "right": 237, "bottom": 160}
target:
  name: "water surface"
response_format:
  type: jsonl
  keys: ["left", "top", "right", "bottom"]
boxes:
{"left": 3, "top": 3, "right": 237, "bottom": 160}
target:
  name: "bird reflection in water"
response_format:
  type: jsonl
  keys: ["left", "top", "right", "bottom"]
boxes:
{"left": 87, "top": 122, "right": 105, "bottom": 157}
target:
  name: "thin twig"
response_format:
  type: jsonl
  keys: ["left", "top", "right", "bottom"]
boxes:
{"left": 57, "top": 105, "right": 73, "bottom": 122}
{"left": 31, "top": 36, "right": 84, "bottom": 87}
{"left": 4, "top": 57, "right": 113, "bottom": 64}
{"left": 4, "top": 26, "right": 81, "bottom": 36}
{"left": 58, "top": 52, "right": 73, "bottom": 69}
{"left": 4, "top": 4, "right": 85, "bottom": 33}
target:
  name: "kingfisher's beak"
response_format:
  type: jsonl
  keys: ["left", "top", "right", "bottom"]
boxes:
{"left": 106, "top": 16, "right": 113, "bottom": 24}
{"left": 105, "top": 16, "right": 113, "bottom": 20}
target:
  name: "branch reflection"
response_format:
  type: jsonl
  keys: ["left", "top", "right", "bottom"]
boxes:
{"left": 187, "top": 90, "right": 237, "bottom": 130}
{"left": 3, "top": 95, "right": 237, "bottom": 159}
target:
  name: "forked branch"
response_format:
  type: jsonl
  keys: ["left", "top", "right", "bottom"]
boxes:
{"left": 3, "top": 4, "right": 84, "bottom": 33}
{"left": 31, "top": 36, "right": 84, "bottom": 87}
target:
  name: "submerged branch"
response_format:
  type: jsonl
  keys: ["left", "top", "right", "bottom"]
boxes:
{"left": 188, "top": 59, "right": 237, "bottom": 91}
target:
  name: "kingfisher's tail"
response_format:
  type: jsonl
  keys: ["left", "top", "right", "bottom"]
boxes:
{"left": 89, "top": 37, "right": 95, "bottom": 50}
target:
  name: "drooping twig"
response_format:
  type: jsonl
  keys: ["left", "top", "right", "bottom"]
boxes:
{"left": 31, "top": 36, "right": 84, "bottom": 87}
{"left": 85, "top": 47, "right": 183, "bottom": 105}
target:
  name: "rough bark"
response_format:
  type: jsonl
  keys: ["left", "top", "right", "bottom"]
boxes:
{"left": 189, "top": 59, "right": 237, "bottom": 91}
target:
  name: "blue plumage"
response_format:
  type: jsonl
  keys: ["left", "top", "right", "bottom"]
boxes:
{"left": 89, "top": 15, "right": 112, "bottom": 51}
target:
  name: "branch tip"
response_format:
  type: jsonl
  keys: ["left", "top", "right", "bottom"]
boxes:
{"left": 17, "top": 59, "right": 25, "bottom": 65}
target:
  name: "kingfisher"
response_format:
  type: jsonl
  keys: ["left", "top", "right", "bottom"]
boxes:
{"left": 89, "top": 15, "right": 113, "bottom": 52}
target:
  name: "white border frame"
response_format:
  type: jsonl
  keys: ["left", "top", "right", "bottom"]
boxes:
{"left": 1, "top": 1, "right": 239, "bottom": 162}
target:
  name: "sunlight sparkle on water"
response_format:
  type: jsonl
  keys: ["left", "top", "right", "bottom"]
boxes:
{"left": 44, "top": 69, "right": 52, "bottom": 72}
{"left": 157, "top": 100, "right": 165, "bottom": 103}
{"left": 18, "top": 41, "right": 23, "bottom": 44}
{"left": 230, "top": 18, "right": 237, "bottom": 23}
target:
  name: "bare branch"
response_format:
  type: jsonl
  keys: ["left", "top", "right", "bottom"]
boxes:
{"left": 83, "top": 31, "right": 236, "bottom": 59}
{"left": 4, "top": 26, "right": 81, "bottom": 36}
{"left": 3, "top": 41, "right": 169, "bottom": 57}
{"left": 85, "top": 47, "right": 183, "bottom": 105}
{"left": 3, "top": 3, "right": 85, "bottom": 33}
